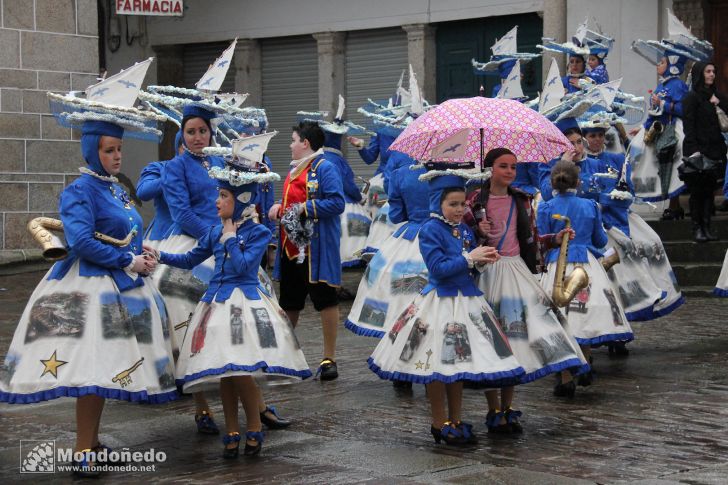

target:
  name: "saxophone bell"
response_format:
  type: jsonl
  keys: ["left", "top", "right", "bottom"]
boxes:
{"left": 551, "top": 214, "right": 590, "bottom": 307}
{"left": 27, "top": 217, "right": 68, "bottom": 261}
{"left": 643, "top": 121, "right": 663, "bottom": 145}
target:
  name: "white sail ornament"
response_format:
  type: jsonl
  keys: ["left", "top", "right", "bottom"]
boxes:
{"left": 86, "top": 57, "right": 153, "bottom": 108}
{"left": 196, "top": 38, "right": 238, "bottom": 92}
{"left": 539, "top": 58, "right": 565, "bottom": 113}
{"left": 496, "top": 60, "right": 525, "bottom": 100}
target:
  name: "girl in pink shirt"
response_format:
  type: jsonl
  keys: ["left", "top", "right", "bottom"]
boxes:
{"left": 466, "top": 148, "right": 588, "bottom": 434}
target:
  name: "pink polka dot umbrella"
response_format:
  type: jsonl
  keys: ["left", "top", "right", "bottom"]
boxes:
{"left": 389, "top": 97, "right": 571, "bottom": 166}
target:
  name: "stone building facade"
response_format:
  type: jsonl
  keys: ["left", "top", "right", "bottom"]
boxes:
{"left": 0, "top": 0, "right": 99, "bottom": 255}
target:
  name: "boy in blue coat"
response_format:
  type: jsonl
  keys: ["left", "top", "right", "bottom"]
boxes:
{"left": 269, "top": 121, "right": 345, "bottom": 380}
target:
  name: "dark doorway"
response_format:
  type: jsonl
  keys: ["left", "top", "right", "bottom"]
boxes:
{"left": 435, "top": 13, "right": 543, "bottom": 103}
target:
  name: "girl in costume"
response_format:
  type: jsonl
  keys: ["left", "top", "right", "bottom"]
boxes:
{"left": 345, "top": 159, "right": 429, "bottom": 362}
{"left": 136, "top": 130, "right": 182, "bottom": 251}
{"left": 585, "top": 54, "right": 609, "bottom": 85}
{"left": 369, "top": 170, "right": 525, "bottom": 445}
{"left": 156, "top": 158, "right": 310, "bottom": 459}
{"left": 153, "top": 104, "right": 224, "bottom": 434}
{"left": 469, "top": 149, "right": 587, "bottom": 408}
{"left": 582, "top": 115, "right": 684, "bottom": 323}
{"left": 538, "top": 161, "right": 633, "bottom": 387}
{"left": 0, "top": 67, "right": 177, "bottom": 478}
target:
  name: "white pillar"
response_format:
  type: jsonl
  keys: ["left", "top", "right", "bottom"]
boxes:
{"left": 234, "top": 39, "right": 262, "bottom": 106}
{"left": 402, "top": 23, "right": 437, "bottom": 102}
{"left": 542, "top": 0, "right": 567, "bottom": 79}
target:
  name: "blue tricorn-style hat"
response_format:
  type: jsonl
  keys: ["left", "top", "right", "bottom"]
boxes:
{"left": 555, "top": 117, "right": 581, "bottom": 134}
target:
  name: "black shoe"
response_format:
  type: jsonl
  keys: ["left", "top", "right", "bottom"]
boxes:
{"left": 577, "top": 370, "right": 593, "bottom": 387}
{"left": 694, "top": 226, "right": 708, "bottom": 243}
{"left": 553, "top": 380, "right": 576, "bottom": 397}
{"left": 195, "top": 411, "right": 220, "bottom": 435}
{"left": 392, "top": 379, "right": 413, "bottom": 389}
{"left": 316, "top": 358, "right": 338, "bottom": 381}
{"left": 661, "top": 208, "right": 684, "bottom": 221}
{"left": 243, "top": 431, "right": 264, "bottom": 456}
{"left": 260, "top": 405, "right": 291, "bottom": 429}
{"left": 430, "top": 421, "right": 471, "bottom": 446}
{"left": 608, "top": 342, "right": 630, "bottom": 356}
{"left": 485, "top": 410, "right": 511, "bottom": 434}
{"left": 453, "top": 420, "right": 479, "bottom": 444}
{"left": 71, "top": 449, "right": 101, "bottom": 478}
{"left": 704, "top": 226, "right": 719, "bottom": 242}
{"left": 504, "top": 408, "right": 523, "bottom": 434}
{"left": 222, "top": 432, "right": 241, "bottom": 459}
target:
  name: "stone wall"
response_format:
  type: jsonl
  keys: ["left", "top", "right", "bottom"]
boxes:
{"left": 0, "top": 0, "right": 98, "bottom": 251}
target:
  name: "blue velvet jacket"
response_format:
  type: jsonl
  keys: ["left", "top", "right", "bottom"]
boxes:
{"left": 512, "top": 162, "right": 541, "bottom": 195}
{"left": 561, "top": 74, "right": 585, "bottom": 94}
{"left": 257, "top": 155, "right": 277, "bottom": 245}
{"left": 136, "top": 161, "right": 172, "bottom": 241}
{"left": 644, "top": 76, "right": 688, "bottom": 129}
{"left": 539, "top": 155, "right": 608, "bottom": 202}
{"left": 160, "top": 219, "right": 271, "bottom": 303}
{"left": 323, "top": 147, "right": 362, "bottom": 203}
{"left": 589, "top": 150, "right": 634, "bottom": 236}
{"left": 272, "top": 155, "right": 345, "bottom": 286}
{"left": 162, "top": 151, "right": 225, "bottom": 240}
{"left": 419, "top": 218, "right": 480, "bottom": 297}
{"left": 586, "top": 64, "right": 609, "bottom": 84}
{"left": 48, "top": 173, "right": 144, "bottom": 292}
{"left": 537, "top": 192, "right": 608, "bottom": 263}
{"left": 388, "top": 164, "right": 429, "bottom": 240}
{"left": 356, "top": 132, "right": 397, "bottom": 177}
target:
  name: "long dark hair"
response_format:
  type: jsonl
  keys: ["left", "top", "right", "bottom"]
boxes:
{"left": 483, "top": 147, "right": 516, "bottom": 167}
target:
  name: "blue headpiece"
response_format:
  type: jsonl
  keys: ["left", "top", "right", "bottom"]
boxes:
{"left": 555, "top": 117, "right": 581, "bottom": 134}
{"left": 80, "top": 121, "right": 126, "bottom": 176}
{"left": 183, "top": 104, "right": 216, "bottom": 121}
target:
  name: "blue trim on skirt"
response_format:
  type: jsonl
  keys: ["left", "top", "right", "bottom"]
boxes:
{"left": 577, "top": 331, "right": 635, "bottom": 346}
{"left": 651, "top": 294, "right": 685, "bottom": 318}
{"left": 176, "top": 361, "right": 313, "bottom": 387}
{"left": 0, "top": 386, "right": 179, "bottom": 405}
{"left": 520, "top": 358, "right": 591, "bottom": 384}
{"left": 639, "top": 185, "right": 686, "bottom": 202}
{"left": 714, "top": 287, "right": 728, "bottom": 297}
{"left": 368, "top": 357, "right": 525, "bottom": 387}
{"left": 344, "top": 319, "right": 385, "bottom": 338}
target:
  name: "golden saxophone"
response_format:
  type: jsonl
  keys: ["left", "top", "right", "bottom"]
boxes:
{"left": 643, "top": 120, "right": 663, "bottom": 145}
{"left": 551, "top": 214, "right": 590, "bottom": 307}
{"left": 27, "top": 217, "right": 138, "bottom": 261}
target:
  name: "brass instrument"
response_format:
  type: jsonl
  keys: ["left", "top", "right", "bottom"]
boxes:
{"left": 601, "top": 248, "right": 621, "bottom": 272}
{"left": 551, "top": 214, "right": 590, "bottom": 307}
{"left": 643, "top": 121, "right": 663, "bottom": 145}
{"left": 27, "top": 217, "right": 138, "bottom": 261}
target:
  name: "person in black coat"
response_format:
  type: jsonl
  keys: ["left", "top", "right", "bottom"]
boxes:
{"left": 682, "top": 61, "right": 728, "bottom": 242}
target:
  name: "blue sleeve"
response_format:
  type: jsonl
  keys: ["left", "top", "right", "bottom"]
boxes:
{"left": 159, "top": 229, "right": 214, "bottom": 269}
{"left": 539, "top": 160, "right": 555, "bottom": 201}
{"left": 60, "top": 185, "right": 133, "bottom": 269}
{"left": 357, "top": 135, "right": 380, "bottom": 165}
{"left": 162, "top": 159, "right": 208, "bottom": 240}
{"left": 387, "top": 170, "right": 406, "bottom": 223}
{"left": 259, "top": 156, "right": 277, "bottom": 240}
{"left": 536, "top": 201, "right": 552, "bottom": 236}
{"left": 419, "top": 227, "right": 469, "bottom": 279}
{"left": 136, "top": 163, "right": 163, "bottom": 202}
{"left": 305, "top": 162, "right": 345, "bottom": 219}
{"left": 338, "top": 158, "right": 362, "bottom": 202}
{"left": 225, "top": 225, "right": 270, "bottom": 276}
{"left": 590, "top": 201, "right": 609, "bottom": 248}
{"left": 663, "top": 82, "right": 688, "bottom": 118}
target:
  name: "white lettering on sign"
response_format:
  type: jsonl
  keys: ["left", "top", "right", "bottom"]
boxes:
{"left": 116, "top": 0, "right": 183, "bottom": 16}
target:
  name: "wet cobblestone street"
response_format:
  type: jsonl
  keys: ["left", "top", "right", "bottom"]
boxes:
{"left": 1, "top": 269, "right": 728, "bottom": 484}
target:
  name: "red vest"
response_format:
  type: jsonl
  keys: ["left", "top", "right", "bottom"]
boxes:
{"left": 281, "top": 162, "right": 311, "bottom": 259}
